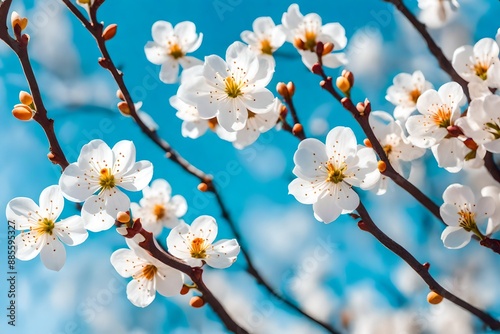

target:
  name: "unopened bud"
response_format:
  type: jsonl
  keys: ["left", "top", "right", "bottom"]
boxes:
{"left": 180, "top": 285, "right": 190, "bottom": 295}
{"left": 117, "top": 101, "right": 130, "bottom": 115}
{"left": 377, "top": 161, "right": 387, "bottom": 173}
{"left": 292, "top": 123, "right": 303, "bottom": 136}
{"left": 279, "top": 105, "right": 288, "bottom": 118}
{"left": 315, "top": 41, "right": 324, "bottom": 55}
{"left": 116, "top": 89, "right": 125, "bottom": 101}
{"left": 427, "top": 291, "right": 443, "bottom": 305}
{"left": 276, "top": 82, "right": 288, "bottom": 98}
{"left": 336, "top": 76, "right": 351, "bottom": 95}
{"left": 189, "top": 296, "right": 205, "bottom": 308}
{"left": 363, "top": 139, "right": 372, "bottom": 148}
{"left": 463, "top": 138, "right": 478, "bottom": 150}
{"left": 286, "top": 82, "right": 295, "bottom": 97}
{"left": 11, "top": 11, "right": 28, "bottom": 31}
{"left": 19, "top": 91, "right": 33, "bottom": 105}
{"left": 116, "top": 211, "right": 131, "bottom": 224}
{"left": 102, "top": 24, "right": 118, "bottom": 41}
{"left": 197, "top": 183, "right": 208, "bottom": 192}
{"left": 322, "top": 42, "right": 334, "bottom": 55}
{"left": 342, "top": 70, "right": 354, "bottom": 87}
{"left": 12, "top": 104, "right": 33, "bottom": 121}
{"left": 47, "top": 152, "right": 55, "bottom": 160}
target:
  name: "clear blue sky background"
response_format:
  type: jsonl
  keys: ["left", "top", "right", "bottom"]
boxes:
{"left": 0, "top": 0, "right": 499, "bottom": 333}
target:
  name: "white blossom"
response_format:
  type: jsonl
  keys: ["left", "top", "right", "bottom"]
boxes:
{"left": 440, "top": 183, "right": 494, "bottom": 249}
{"left": 288, "top": 126, "right": 380, "bottom": 223}
{"left": 481, "top": 185, "right": 500, "bottom": 236}
{"left": 110, "top": 238, "right": 183, "bottom": 307}
{"left": 167, "top": 215, "right": 240, "bottom": 269}
{"left": 7, "top": 185, "right": 88, "bottom": 271}
{"left": 177, "top": 41, "right": 275, "bottom": 132}
{"left": 281, "top": 4, "right": 347, "bottom": 70}
{"left": 59, "top": 140, "right": 153, "bottom": 232}
{"left": 406, "top": 82, "right": 468, "bottom": 172}
{"left": 130, "top": 179, "right": 187, "bottom": 236}
{"left": 456, "top": 94, "right": 500, "bottom": 153}
{"left": 385, "top": 70, "right": 433, "bottom": 121}
{"left": 417, "top": 0, "right": 459, "bottom": 29}
{"left": 452, "top": 38, "right": 500, "bottom": 89}
{"left": 232, "top": 98, "right": 280, "bottom": 149}
{"left": 241, "top": 17, "right": 286, "bottom": 57}
{"left": 145, "top": 21, "right": 203, "bottom": 83}
{"left": 369, "top": 111, "right": 426, "bottom": 195}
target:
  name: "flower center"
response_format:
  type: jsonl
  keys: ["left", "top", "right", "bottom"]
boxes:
{"left": 383, "top": 144, "right": 393, "bottom": 157}
{"left": 153, "top": 204, "right": 166, "bottom": 221}
{"left": 431, "top": 106, "right": 452, "bottom": 128}
{"left": 458, "top": 209, "right": 476, "bottom": 232}
{"left": 99, "top": 168, "right": 115, "bottom": 190}
{"left": 409, "top": 88, "right": 421, "bottom": 104}
{"left": 473, "top": 62, "right": 489, "bottom": 80}
{"left": 326, "top": 162, "right": 347, "bottom": 184}
{"left": 224, "top": 76, "right": 244, "bottom": 98}
{"left": 485, "top": 121, "right": 500, "bottom": 139}
{"left": 137, "top": 264, "right": 158, "bottom": 281}
{"left": 260, "top": 39, "right": 273, "bottom": 55}
{"left": 32, "top": 217, "right": 55, "bottom": 236}
{"left": 248, "top": 110, "right": 257, "bottom": 119}
{"left": 190, "top": 237, "right": 207, "bottom": 259}
{"left": 304, "top": 30, "right": 317, "bottom": 51}
{"left": 168, "top": 43, "right": 184, "bottom": 59}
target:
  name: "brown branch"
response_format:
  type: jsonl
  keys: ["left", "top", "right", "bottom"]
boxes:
{"left": 61, "top": 1, "right": 339, "bottom": 333}
{"left": 384, "top": 0, "right": 470, "bottom": 102}
{"left": 484, "top": 152, "right": 500, "bottom": 183}
{"left": 311, "top": 61, "right": 442, "bottom": 222}
{"left": 356, "top": 202, "right": 500, "bottom": 331}
{"left": 122, "top": 220, "right": 249, "bottom": 334}
{"left": 0, "top": 0, "right": 69, "bottom": 170}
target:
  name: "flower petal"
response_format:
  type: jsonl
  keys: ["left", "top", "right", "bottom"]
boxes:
{"left": 312, "top": 195, "right": 342, "bottom": 224}
{"left": 59, "top": 163, "right": 100, "bottom": 203}
{"left": 7, "top": 197, "right": 41, "bottom": 230}
{"left": 40, "top": 237, "right": 66, "bottom": 271}
{"left": 205, "top": 239, "right": 240, "bottom": 269}
{"left": 54, "top": 215, "right": 88, "bottom": 246}
{"left": 38, "top": 185, "right": 64, "bottom": 221}
{"left": 152, "top": 21, "right": 173, "bottom": 44}
{"left": 127, "top": 278, "right": 156, "bottom": 307}
{"left": 441, "top": 226, "right": 471, "bottom": 249}
{"left": 118, "top": 161, "right": 154, "bottom": 192}
{"left": 15, "top": 231, "right": 44, "bottom": 261}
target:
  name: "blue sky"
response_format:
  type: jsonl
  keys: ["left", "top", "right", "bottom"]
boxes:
{"left": 1, "top": 0, "right": 500, "bottom": 333}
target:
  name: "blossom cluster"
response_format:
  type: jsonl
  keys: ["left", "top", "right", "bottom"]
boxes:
{"left": 7, "top": 139, "right": 240, "bottom": 308}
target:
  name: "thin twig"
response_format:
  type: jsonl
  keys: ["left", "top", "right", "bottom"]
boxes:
{"left": 356, "top": 202, "right": 500, "bottom": 331}
{"left": 0, "top": 0, "right": 69, "bottom": 170}
{"left": 61, "top": 1, "right": 339, "bottom": 332}
{"left": 483, "top": 152, "right": 500, "bottom": 183}
{"left": 384, "top": 0, "right": 470, "bottom": 101}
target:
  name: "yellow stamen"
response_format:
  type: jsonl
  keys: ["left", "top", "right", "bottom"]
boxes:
{"left": 432, "top": 107, "right": 452, "bottom": 128}
{"left": 326, "top": 162, "right": 347, "bottom": 184}
{"left": 458, "top": 209, "right": 476, "bottom": 232}
{"left": 99, "top": 168, "right": 115, "bottom": 190}
{"left": 224, "top": 76, "right": 243, "bottom": 98}
{"left": 31, "top": 218, "right": 55, "bottom": 237}
{"left": 135, "top": 264, "right": 157, "bottom": 281}
{"left": 304, "top": 30, "right": 317, "bottom": 51}
{"left": 153, "top": 204, "right": 166, "bottom": 221}
{"left": 169, "top": 43, "right": 184, "bottom": 59}
{"left": 260, "top": 39, "right": 273, "bottom": 55}
{"left": 409, "top": 88, "right": 421, "bottom": 104}
{"left": 190, "top": 237, "right": 207, "bottom": 259}
{"left": 474, "top": 62, "right": 489, "bottom": 80}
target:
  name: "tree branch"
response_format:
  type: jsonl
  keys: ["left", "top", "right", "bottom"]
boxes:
{"left": 356, "top": 201, "right": 500, "bottom": 331}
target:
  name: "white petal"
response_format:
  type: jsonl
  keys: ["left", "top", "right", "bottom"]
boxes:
{"left": 15, "top": 232, "right": 43, "bottom": 261}
{"left": 191, "top": 215, "right": 218, "bottom": 244}
{"left": 475, "top": 196, "right": 495, "bottom": 221}
{"left": 7, "top": 197, "right": 41, "bottom": 230}
{"left": 38, "top": 185, "right": 64, "bottom": 221}
{"left": 325, "top": 126, "right": 357, "bottom": 160}
{"left": 441, "top": 226, "right": 471, "bottom": 249}
{"left": 160, "top": 59, "right": 180, "bottom": 84}
{"left": 54, "top": 215, "right": 88, "bottom": 246}
{"left": 288, "top": 178, "right": 322, "bottom": 204}
{"left": 118, "top": 161, "right": 154, "bottom": 192}
{"left": 59, "top": 163, "right": 100, "bottom": 203}
{"left": 110, "top": 248, "right": 146, "bottom": 278}
{"left": 242, "top": 88, "right": 275, "bottom": 113}
{"left": 144, "top": 42, "right": 168, "bottom": 65}
{"left": 112, "top": 140, "right": 137, "bottom": 177}
{"left": 171, "top": 195, "right": 188, "bottom": 217}
{"left": 322, "top": 53, "right": 348, "bottom": 69}
{"left": 155, "top": 267, "right": 183, "bottom": 297}
{"left": 40, "top": 237, "right": 66, "bottom": 271}
{"left": 440, "top": 203, "right": 461, "bottom": 227}
{"left": 81, "top": 195, "right": 115, "bottom": 232}
{"left": 152, "top": 21, "right": 173, "bottom": 44}
{"left": 205, "top": 239, "right": 240, "bottom": 269}
{"left": 312, "top": 195, "right": 343, "bottom": 224}
{"left": 127, "top": 278, "right": 156, "bottom": 307}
